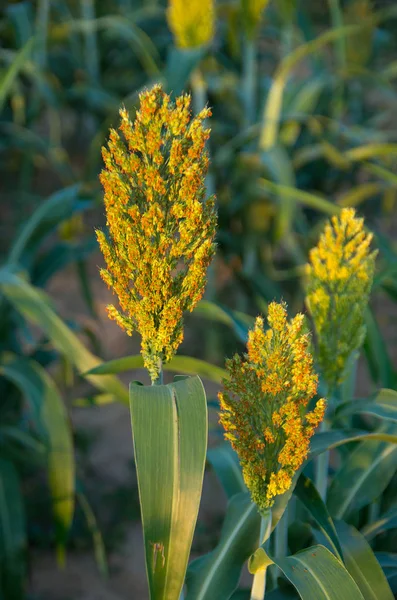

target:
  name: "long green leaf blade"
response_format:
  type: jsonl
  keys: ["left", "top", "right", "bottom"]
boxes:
{"left": 130, "top": 376, "right": 207, "bottom": 600}
{"left": 334, "top": 520, "right": 394, "bottom": 600}
{"left": 249, "top": 545, "right": 364, "bottom": 599}
{"left": 186, "top": 492, "right": 260, "bottom": 600}
{"left": 0, "top": 355, "right": 74, "bottom": 557}
{"left": 0, "top": 269, "right": 128, "bottom": 404}
{"left": 85, "top": 354, "right": 227, "bottom": 384}
{"left": 294, "top": 474, "right": 343, "bottom": 560}
{"left": 327, "top": 435, "right": 397, "bottom": 519}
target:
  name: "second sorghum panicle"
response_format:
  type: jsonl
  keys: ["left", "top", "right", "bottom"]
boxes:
{"left": 219, "top": 302, "right": 326, "bottom": 512}
{"left": 97, "top": 85, "right": 217, "bottom": 382}
{"left": 305, "top": 208, "right": 377, "bottom": 392}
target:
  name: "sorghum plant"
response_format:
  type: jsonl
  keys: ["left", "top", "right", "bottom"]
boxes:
{"left": 305, "top": 207, "right": 377, "bottom": 393}
{"left": 97, "top": 84, "right": 217, "bottom": 600}
{"left": 219, "top": 301, "right": 326, "bottom": 512}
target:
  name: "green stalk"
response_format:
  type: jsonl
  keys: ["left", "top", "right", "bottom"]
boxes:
{"left": 315, "top": 382, "right": 331, "bottom": 501}
{"left": 250, "top": 516, "right": 270, "bottom": 600}
{"left": 242, "top": 38, "right": 257, "bottom": 128}
{"left": 35, "top": 0, "right": 50, "bottom": 68}
{"left": 327, "top": 0, "right": 346, "bottom": 119}
{"left": 81, "top": 0, "right": 100, "bottom": 84}
{"left": 274, "top": 507, "right": 288, "bottom": 574}
{"left": 152, "top": 359, "right": 163, "bottom": 385}
{"left": 315, "top": 419, "right": 329, "bottom": 501}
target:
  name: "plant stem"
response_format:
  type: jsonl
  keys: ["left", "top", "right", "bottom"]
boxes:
{"left": 152, "top": 359, "right": 163, "bottom": 385}
{"left": 369, "top": 499, "right": 380, "bottom": 523}
{"left": 273, "top": 507, "right": 288, "bottom": 584}
{"left": 242, "top": 38, "right": 257, "bottom": 128}
{"left": 250, "top": 516, "right": 270, "bottom": 600}
{"left": 81, "top": 0, "right": 100, "bottom": 84}
{"left": 327, "top": 0, "right": 345, "bottom": 119}
{"left": 315, "top": 418, "right": 329, "bottom": 501}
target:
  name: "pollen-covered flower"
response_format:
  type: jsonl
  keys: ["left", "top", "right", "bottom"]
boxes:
{"left": 167, "top": 0, "right": 215, "bottom": 49}
{"left": 305, "top": 208, "right": 377, "bottom": 391}
{"left": 219, "top": 302, "right": 326, "bottom": 512}
{"left": 97, "top": 84, "right": 217, "bottom": 382}
{"left": 241, "top": 0, "right": 270, "bottom": 39}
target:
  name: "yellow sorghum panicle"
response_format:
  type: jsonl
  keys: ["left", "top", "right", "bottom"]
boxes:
{"left": 241, "top": 0, "right": 270, "bottom": 39}
{"left": 167, "top": 0, "right": 215, "bottom": 49}
{"left": 219, "top": 301, "right": 326, "bottom": 512}
{"left": 305, "top": 208, "right": 377, "bottom": 391}
{"left": 97, "top": 84, "right": 217, "bottom": 382}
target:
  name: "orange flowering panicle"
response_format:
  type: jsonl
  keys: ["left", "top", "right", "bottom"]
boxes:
{"left": 97, "top": 84, "right": 217, "bottom": 382}
{"left": 219, "top": 302, "right": 326, "bottom": 512}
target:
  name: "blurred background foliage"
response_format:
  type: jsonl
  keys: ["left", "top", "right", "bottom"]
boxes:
{"left": 0, "top": 0, "right": 397, "bottom": 598}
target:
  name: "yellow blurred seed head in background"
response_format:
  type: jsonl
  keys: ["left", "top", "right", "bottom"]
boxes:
{"left": 97, "top": 84, "right": 217, "bottom": 382}
{"left": 167, "top": 0, "right": 215, "bottom": 49}
{"left": 219, "top": 301, "right": 326, "bottom": 512}
{"left": 241, "top": 0, "right": 270, "bottom": 39}
{"left": 305, "top": 207, "right": 377, "bottom": 392}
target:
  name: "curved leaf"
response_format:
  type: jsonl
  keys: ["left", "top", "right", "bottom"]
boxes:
{"left": 361, "top": 507, "right": 397, "bottom": 541}
{"left": 249, "top": 545, "right": 364, "bottom": 599}
{"left": 0, "top": 355, "right": 74, "bottom": 555}
{"left": 207, "top": 443, "right": 246, "bottom": 499}
{"left": 334, "top": 520, "right": 393, "bottom": 600}
{"left": 85, "top": 354, "right": 227, "bottom": 384}
{"left": 327, "top": 434, "right": 397, "bottom": 519}
{"left": 186, "top": 492, "right": 260, "bottom": 600}
{"left": 7, "top": 185, "right": 82, "bottom": 267}
{"left": 0, "top": 269, "right": 128, "bottom": 404}
{"left": 294, "top": 474, "right": 343, "bottom": 560}
{"left": 130, "top": 376, "right": 207, "bottom": 600}
{"left": 335, "top": 389, "right": 397, "bottom": 424}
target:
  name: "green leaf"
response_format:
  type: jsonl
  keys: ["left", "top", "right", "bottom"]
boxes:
{"left": 0, "top": 355, "right": 75, "bottom": 554}
{"left": 327, "top": 433, "right": 397, "bottom": 519}
{"left": 294, "top": 474, "right": 343, "bottom": 560}
{"left": 375, "top": 552, "right": 397, "bottom": 569}
{"left": 85, "top": 354, "right": 227, "bottom": 384}
{"left": 194, "top": 301, "right": 253, "bottom": 344}
{"left": 0, "top": 37, "right": 35, "bottom": 113}
{"left": 334, "top": 520, "right": 394, "bottom": 600}
{"left": 0, "top": 269, "right": 128, "bottom": 404}
{"left": 335, "top": 389, "right": 397, "bottom": 424}
{"left": 309, "top": 429, "right": 397, "bottom": 457}
{"left": 186, "top": 492, "right": 260, "bottom": 600}
{"left": 258, "top": 179, "right": 340, "bottom": 217}
{"left": 7, "top": 185, "right": 82, "bottom": 267}
{"left": 130, "top": 376, "right": 207, "bottom": 600}
{"left": 0, "top": 459, "right": 26, "bottom": 600}
{"left": 207, "top": 443, "right": 246, "bottom": 499}
{"left": 249, "top": 545, "right": 364, "bottom": 599}
{"left": 164, "top": 47, "right": 206, "bottom": 97}
{"left": 260, "top": 23, "right": 365, "bottom": 150}
{"left": 260, "top": 144, "right": 296, "bottom": 240}
{"left": 361, "top": 507, "right": 397, "bottom": 541}
{"left": 76, "top": 491, "right": 108, "bottom": 578}
{"left": 363, "top": 308, "right": 396, "bottom": 389}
